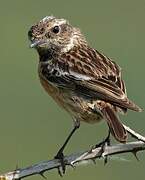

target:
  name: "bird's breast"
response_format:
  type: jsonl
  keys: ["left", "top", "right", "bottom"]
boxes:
{"left": 38, "top": 64, "right": 103, "bottom": 124}
{"left": 39, "top": 77, "right": 102, "bottom": 124}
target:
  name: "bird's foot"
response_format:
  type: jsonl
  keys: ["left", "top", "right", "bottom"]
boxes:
{"left": 95, "top": 134, "right": 111, "bottom": 149}
{"left": 94, "top": 134, "right": 111, "bottom": 164}
{"left": 54, "top": 151, "right": 67, "bottom": 176}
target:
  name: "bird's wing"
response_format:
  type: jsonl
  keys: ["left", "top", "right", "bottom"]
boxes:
{"left": 42, "top": 46, "right": 141, "bottom": 112}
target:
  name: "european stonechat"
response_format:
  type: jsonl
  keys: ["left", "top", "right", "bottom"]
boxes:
{"left": 28, "top": 16, "right": 142, "bottom": 173}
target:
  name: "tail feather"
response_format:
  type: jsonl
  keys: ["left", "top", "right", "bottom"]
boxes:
{"left": 97, "top": 101, "right": 127, "bottom": 143}
{"left": 112, "top": 98, "right": 142, "bottom": 112}
{"left": 123, "top": 99, "right": 142, "bottom": 112}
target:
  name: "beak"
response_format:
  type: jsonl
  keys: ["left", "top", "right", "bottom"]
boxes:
{"left": 30, "top": 39, "right": 48, "bottom": 48}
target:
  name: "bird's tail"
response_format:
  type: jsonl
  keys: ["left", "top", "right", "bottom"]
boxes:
{"left": 96, "top": 101, "right": 127, "bottom": 143}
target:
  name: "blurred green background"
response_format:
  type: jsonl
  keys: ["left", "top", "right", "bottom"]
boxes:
{"left": 0, "top": 0, "right": 145, "bottom": 179}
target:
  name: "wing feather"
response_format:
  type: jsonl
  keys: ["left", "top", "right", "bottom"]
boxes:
{"left": 41, "top": 45, "right": 142, "bottom": 112}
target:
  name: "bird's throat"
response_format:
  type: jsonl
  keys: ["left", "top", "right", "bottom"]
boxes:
{"left": 38, "top": 49, "right": 55, "bottom": 62}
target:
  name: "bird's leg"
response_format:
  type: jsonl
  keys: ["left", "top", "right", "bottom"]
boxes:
{"left": 54, "top": 119, "right": 80, "bottom": 176}
{"left": 95, "top": 128, "right": 111, "bottom": 149}
{"left": 88, "top": 129, "right": 111, "bottom": 165}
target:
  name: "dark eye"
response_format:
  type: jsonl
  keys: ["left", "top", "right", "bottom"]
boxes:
{"left": 52, "top": 26, "right": 60, "bottom": 34}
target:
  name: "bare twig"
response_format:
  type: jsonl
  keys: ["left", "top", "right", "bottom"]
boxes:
{"left": 123, "top": 124, "right": 145, "bottom": 142}
{"left": 0, "top": 141, "right": 144, "bottom": 180}
{"left": 0, "top": 125, "right": 145, "bottom": 180}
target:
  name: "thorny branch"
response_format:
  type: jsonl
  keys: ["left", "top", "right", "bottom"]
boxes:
{"left": 0, "top": 125, "right": 145, "bottom": 180}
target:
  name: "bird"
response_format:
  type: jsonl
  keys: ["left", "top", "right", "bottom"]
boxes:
{"left": 28, "top": 16, "right": 142, "bottom": 173}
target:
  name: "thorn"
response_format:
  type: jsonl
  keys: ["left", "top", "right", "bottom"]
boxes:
{"left": 91, "top": 158, "right": 96, "bottom": 165}
{"left": 132, "top": 151, "right": 139, "bottom": 161}
{"left": 70, "top": 163, "right": 76, "bottom": 170}
{"left": 87, "top": 146, "right": 94, "bottom": 154}
{"left": 104, "top": 156, "right": 108, "bottom": 165}
{"left": 39, "top": 172, "right": 47, "bottom": 179}
{"left": 15, "top": 164, "right": 19, "bottom": 170}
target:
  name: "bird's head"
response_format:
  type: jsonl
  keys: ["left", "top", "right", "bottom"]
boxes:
{"left": 28, "top": 16, "right": 86, "bottom": 55}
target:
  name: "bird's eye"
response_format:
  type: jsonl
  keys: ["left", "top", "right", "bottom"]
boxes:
{"left": 52, "top": 26, "right": 60, "bottom": 34}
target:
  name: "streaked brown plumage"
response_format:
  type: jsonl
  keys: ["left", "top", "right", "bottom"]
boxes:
{"left": 28, "top": 16, "right": 142, "bottom": 146}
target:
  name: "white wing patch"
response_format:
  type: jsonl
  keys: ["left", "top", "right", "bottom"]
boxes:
{"left": 69, "top": 70, "right": 91, "bottom": 80}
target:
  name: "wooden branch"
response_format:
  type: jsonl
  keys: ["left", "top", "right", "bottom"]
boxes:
{"left": 0, "top": 141, "right": 145, "bottom": 180}
{"left": 0, "top": 125, "right": 145, "bottom": 180}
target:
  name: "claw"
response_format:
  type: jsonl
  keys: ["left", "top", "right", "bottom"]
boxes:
{"left": 57, "top": 166, "right": 63, "bottom": 177}
{"left": 95, "top": 136, "right": 110, "bottom": 158}
{"left": 95, "top": 130, "right": 111, "bottom": 151}
{"left": 55, "top": 152, "right": 66, "bottom": 176}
